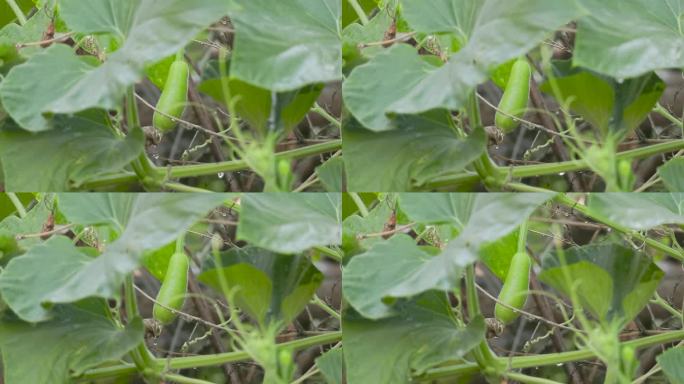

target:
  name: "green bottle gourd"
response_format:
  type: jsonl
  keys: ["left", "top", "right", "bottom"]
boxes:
{"left": 495, "top": 250, "right": 531, "bottom": 324}
{"left": 495, "top": 58, "right": 531, "bottom": 133}
{"left": 153, "top": 251, "right": 189, "bottom": 324}
{"left": 153, "top": 57, "right": 189, "bottom": 132}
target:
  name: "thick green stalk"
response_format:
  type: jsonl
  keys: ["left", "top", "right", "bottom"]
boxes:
{"left": 77, "top": 331, "right": 341, "bottom": 381}
{"left": 80, "top": 140, "right": 341, "bottom": 190}
{"left": 168, "top": 140, "right": 340, "bottom": 179}
{"left": 423, "top": 140, "right": 684, "bottom": 190}
{"left": 124, "top": 277, "right": 156, "bottom": 370}
{"left": 419, "top": 330, "right": 684, "bottom": 382}
{"left": 466, "top": 92, "right": 504, "bottom": 187}
{"left": 465, "top": 266, "right": 501, "bottom": 373}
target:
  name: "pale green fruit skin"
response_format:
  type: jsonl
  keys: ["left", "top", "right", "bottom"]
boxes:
{"left": 153, "top": 60, "right": 189, "bottom": 132}
{"left": 495, "top": 251, "right": 531, "bottom": 324}
{"left": 153, "top": 251, "right": 189, "bottom": 324}
{"left": 495, "top": 58, "right": 531, "bottom": 133}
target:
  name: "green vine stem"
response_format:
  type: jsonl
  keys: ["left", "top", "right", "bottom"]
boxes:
{"left": 504, "top": 185, "right": 684, "bottom": 262}
{"left": 313, "top": 245, "right": 343, "bottom": 262}
{"left": 124, "top": 276, "right": 157, "bottom": 371}
{"left": 76, "top": 331, "right": 341, "bottom": 381}
{"left": 553, "top": 192, "right": 684, "bottom": 263}
{"left": 349, "top": 192, "right": 369, "bottom": 217}
{"left": 5, "top": 0, "right": 27, "bottom": 25}
{"left": 467, "top": 91, "right": 505, "bottom": 187}
{"left": 312, "top": 103, "right": 341, "bottom": 129}
{"left": 465, "top": 265, "right": 502, "bottom": 373}
{"left": 79, "top": 139, "right": 341, "bottom": 190}
{"left": 423, "top": 140, "right": 684, "bottom": 190}
{"left": 418, "top": 330, "right": 684, "bottom": 382}
{"left": 6, "top": 193, "right": 26, "bottom": 218}
{"left": 346, "top": 0, "right": 369, "bottom": 25}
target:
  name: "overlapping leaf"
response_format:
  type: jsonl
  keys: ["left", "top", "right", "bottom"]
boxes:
{"left": 0, "top": 194, "right": 227, "bottom": 321}
{"left": 0, "top": 112, "right": 144, "bottom": 191}
{"left": 343, "top": 0, "right": 583, "bottom": 125}
{"left": 0, "top": 300, "right": 143, "bottom": 384}
{"left": 0, "top": 0, "right": 227, "bottom": 131}
{"left": 198, "top": 247, "right": 322, "bottom": 328}
{"left": 541, "top": 61, "right": 665, "bottom": 137}
{"left": 539, "top": 243, "right": 664, "bottom": 326}
{"left": 574, "top": 0, "right": 684, "bottom": 79}
{"left": 228, "top": 0, "right": 342, "bottom": 91}
{"left": 343, "top": 292, "right": 485, "bottom": 384}
{"left": 343, "top": 113, "right": 486, "bottom": 191}
{"left": 237, "top": 193, "right": 341, "bottom": 254}
{"left": 343, "top": 193, "right": 552, "bottom": 317}
{"left": 587, "top": 193, "right": 684, "bottom": 230}
{"left": 659, "top": 158, "right": 684, "bottom": 192}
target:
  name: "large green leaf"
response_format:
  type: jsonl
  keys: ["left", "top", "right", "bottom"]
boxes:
{"left": 0, "top": 196, "right": 51, "bottom": 261}
{"left": 0, "top": 236, "right": 92, "bottom": 322}
{"left": 316, "top": 157, "right": 345, "bottom": 192}
{"left": 342, "top": 1, "right": 394, "bottom": 65}
{"left": 388, "top": 193, "right": 553, "bottom": 298}
{"left": 198, "top": 77, "right": 323, "bottom": 135}
{"left": 228, "top": 0, "right": 342, "bottom": 91}
{"left": 0, "top": 194, "right": 227, "bottom": 322}
{"left": 198, "top": 247, "right": 322, "bottom": 328}
{"left": 540, "top": 61, "right": 665, "bottom": 137}
{"left": 342, "top": 0, "right": 582, "bottom": 118}
{"left": 343, "top": 194, "right": 552, "bottom": 313}
{"left": 659, "top": 158, "right": 684, "bottom": 192}
{"left": 0, "top": 0, "right": 227, "bottom": 131}
{"left": 397, "top": 193, "right": 475, "bottom": 228}
{"left": 342, "top": 197, "right": 393, "bottom": 257}
{"left": 657, "top": 347, "right": 684, "bottom": 384}
{"left": 574, "top": 0, "right": 684, "bottom": 79}
{"left": 0, "top": 300, "right": 143, "bottom": 384}
{"left": 401, "top": 0, "right": 479, "bottom": 39}
{"left": 237, "top": 193, "right": 341, "bottom": 254}
{"left": 539, "top": 243, "right": 664, "bottom": 326}
{"left": 343, "top": 292, "right": 485, "bottom": 384}
{"left": 587, "top": 193, "right": 684, "bottom": 230}
{"left": 315, "top": 348, "right": 344, "bottom": 384}
{"left": 0, "top": 7, "right": 51, "bottom": 63}
{"left": 343, "top": 113, "right": 486, "bottom": 191}
{"left": 479, "top": 229, "right": 519, "bottom": 281}
{"left": 343, "top": 235, "right": 434, "bottom": 319}
{"left": 198, "top": 59, "right": 324, "bottom": 134}
{"left": 0, "top": 112, "right": 144, "bottom": 191}
{"left": 342, "top": 44, "right": 441, "bottom": 132}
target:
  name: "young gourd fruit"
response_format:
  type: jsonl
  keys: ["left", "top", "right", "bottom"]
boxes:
{"left": 153, "top": 58, "right": 189, "bottom": 132}
{"left": 153, "top": 251, "right": 189, "bottom": 324}
{"left": 495, "top": 251, "right": 531, "bottom": 324}
{"left": 495, "top": 58, "right": 531, "bottom": 133}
